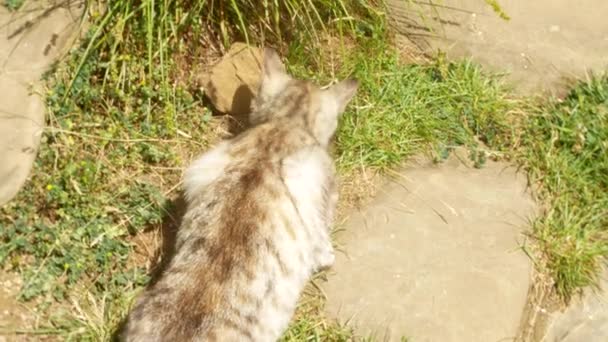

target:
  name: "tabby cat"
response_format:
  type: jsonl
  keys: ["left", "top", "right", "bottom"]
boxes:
{"left": 121, "top": 47, "right": 358, "bottom": 341}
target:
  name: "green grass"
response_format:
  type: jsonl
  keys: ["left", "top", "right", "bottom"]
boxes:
{"left": 514, "top": 76, "right": 608, "bottom": 299}
{"left": 335, "top": 50, "right": 511, "bottom": 171}
{"left": 0, "top": 0, "right": 606, "bottom": 340}
{"left": 3, "top": 0, "right": 25, "bottom": 11}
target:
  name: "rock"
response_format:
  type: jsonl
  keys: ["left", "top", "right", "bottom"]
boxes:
{"left": 322, "top": 149, "right": 535, "bottom": 341}
{"left": 201, "top": 42, "right": 263, "bottom": 116}
{"left": 0, "top": 2, "right": 83, "bottom": 206}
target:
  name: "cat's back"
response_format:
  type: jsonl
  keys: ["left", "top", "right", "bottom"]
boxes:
{"left": 121, "top": 123, "right": 329, "bottom": 342}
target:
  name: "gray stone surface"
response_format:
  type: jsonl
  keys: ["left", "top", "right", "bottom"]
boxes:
{"left": 388, "top": 0, "right": 608, "bottom": 94}
{"left": 0, "top": 1, "right": 82, "bottom": 205}
{"left": 542, "top": 270, "right": 608, "bottom": 342}
{"left": 323, "top": 151, "right": 535, "bottom": 341}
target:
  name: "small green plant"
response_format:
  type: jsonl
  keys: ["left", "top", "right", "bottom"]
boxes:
{"left": 484, "top": 0, "right": 510, "bottom": 21}
{"left": 4, "top": 0, "right": 25, "bottom": 11}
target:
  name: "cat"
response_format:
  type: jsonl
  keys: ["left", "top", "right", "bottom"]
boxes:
{"left": 120, "top": 47, "right": 358, "bottom": 342}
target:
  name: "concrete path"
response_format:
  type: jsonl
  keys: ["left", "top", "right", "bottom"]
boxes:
{"left": 323, "top": 150, "right": 535, "bottom": 341}
{"left": 0, "top": 1, "right": 82, "bottom": 206}
{"left": 388, "top": 0, "right": 608, "bottom": 95}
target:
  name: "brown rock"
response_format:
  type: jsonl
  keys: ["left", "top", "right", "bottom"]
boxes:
{"left": 201, "top": 43, "right": 263, "bottom": 116}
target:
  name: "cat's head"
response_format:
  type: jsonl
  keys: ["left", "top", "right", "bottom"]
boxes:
{"left": 251, "top": 48, "right": 358, "bottom": 146}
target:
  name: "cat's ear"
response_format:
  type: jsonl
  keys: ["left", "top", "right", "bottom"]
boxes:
{"left": 257, "top": 48, "right": 290, "bottom": 103}
{"left": 315, "top": 78, "right": 358, "bottom": 145}
{"left": 262, "top": 48, "right": 285, "bottom": 77}
{"left": 325, "top": 79, "right": 358, "bottom": 114}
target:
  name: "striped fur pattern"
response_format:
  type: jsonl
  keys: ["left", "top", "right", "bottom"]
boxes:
{"left": 120, "top": 48, "right": 358, "bottom": 341}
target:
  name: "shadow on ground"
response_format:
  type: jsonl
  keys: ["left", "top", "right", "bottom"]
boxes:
{"left": 111, "top": 193, "right": 188, "bottom": 340}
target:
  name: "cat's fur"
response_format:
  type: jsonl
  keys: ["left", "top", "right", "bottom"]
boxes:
{"left": 120, "top": 48, "right": 358, "bottom": 342}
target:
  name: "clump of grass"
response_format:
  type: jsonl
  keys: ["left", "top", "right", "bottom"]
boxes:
{"left": 280, "top": 274, "right": 354, "bottom": 341}
{"left": 334, "top": 47, "right": 512, "bottom": 171}
{"left": 4, "top": 0, "right": 25, "bottom": 11}
{"left": 60, "top": 0, "right": 381, "bottom": 103}
{"left": 515, "top": 75, "right": 608, "bottom": 299}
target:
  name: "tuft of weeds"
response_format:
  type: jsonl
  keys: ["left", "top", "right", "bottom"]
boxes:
{"left": 336, "top": 48, "right": 511, "bottom": 172}
{"left": 3, "top": 0, "right": 25, "bottom": 11}
{"left": 280, "top": 275, "right": 354, "bottom": 342}
{"left": 514, "top": 75, "right": 608, "bottom": 299}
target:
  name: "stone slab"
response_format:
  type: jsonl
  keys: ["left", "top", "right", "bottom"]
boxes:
{"left": 0, "top": 1, "right": 83, "bottom": 205}
{"left": 323, "top": 152, "right": 535, "bottom": 341}
{"left": 542, "top": 269, "right": 608, "bottom": 342}
{"left": 388, "top": 0, "right": 608, "bottom": 95}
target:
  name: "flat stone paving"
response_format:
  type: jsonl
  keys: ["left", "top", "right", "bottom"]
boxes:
{"left": 0, "top": 3, "right": 82, "bottom": 339}
{"left": 323, "top": 151, "right": 535, "bottom": 341}
{"left": 388, "top": 0, "right": 608, "bottom": 95}
{"left": 0, "top": 1, "right": 81, "bottom": 205}
{"left": 541, "top": 269, "right": 608, "bottom": 342}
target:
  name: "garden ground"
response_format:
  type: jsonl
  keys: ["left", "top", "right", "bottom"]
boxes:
{"left": 0, "top": 1, "right": 607, "bottom": 341}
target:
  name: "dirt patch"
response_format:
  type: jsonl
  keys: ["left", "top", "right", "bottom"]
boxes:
{"left": 0, "top": 272, "right": 37, "bottom": 341}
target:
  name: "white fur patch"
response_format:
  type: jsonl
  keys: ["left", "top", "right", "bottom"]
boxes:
{"left": 282, "top": 147, "right": 337, "bottom": 274}
{"left": 183, "top": 142, "right": 231, "bottom": 202}
{"left": 261, "top": 74, "right": 291, "bottom": 101}
{"left": 281, "top": 147, "right": 328, "bottom": 231}
{"left": 315, "top": 92, "right": 340, "bottom": 145}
